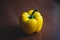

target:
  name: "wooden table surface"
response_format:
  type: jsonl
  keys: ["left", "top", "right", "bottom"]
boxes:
{"left": 0, "top": 0, "right": 60, "bottom": 40}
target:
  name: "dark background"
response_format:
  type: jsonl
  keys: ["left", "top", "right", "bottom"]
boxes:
{"left": 0, "top": 0, "right": 60, "bottom": 40}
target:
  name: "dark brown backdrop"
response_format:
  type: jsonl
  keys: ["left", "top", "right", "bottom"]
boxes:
{"left": 0, "top": 0, "right": 60, "bottom": 40}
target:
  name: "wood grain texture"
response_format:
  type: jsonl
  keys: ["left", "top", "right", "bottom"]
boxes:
{"left": 0, "top": 0, "right": 60, "bottom": 40}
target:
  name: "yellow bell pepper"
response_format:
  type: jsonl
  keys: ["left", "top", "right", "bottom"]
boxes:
{"left": 20, "top": 10, "right": 43, "bottom": 34}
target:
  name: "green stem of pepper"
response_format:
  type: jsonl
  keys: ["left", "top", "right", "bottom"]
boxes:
{"left": 29, "top": 10, "right": 37, "bottom": 19}
{"left": 31, "top": 10, "right": 37, "bottom": 16}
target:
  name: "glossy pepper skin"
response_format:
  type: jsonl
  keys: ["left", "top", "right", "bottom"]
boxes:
{"left": 20, "top": 10, "right": 43, "bottom": 34}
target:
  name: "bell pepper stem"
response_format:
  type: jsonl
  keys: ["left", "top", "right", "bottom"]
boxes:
{"left": 29, "top": 10, "right": 37, "bottom": 19}
{"left": 31, "top": 10, "right": 37, "bottom": 16}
